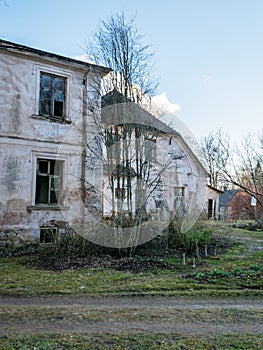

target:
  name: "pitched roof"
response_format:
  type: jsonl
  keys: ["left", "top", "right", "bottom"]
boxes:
{"left": 206, "top": 184, "right": 224, "bottom": 193}
{"left": 101, "top": 91, "right": 208, "bottom": 176}
{"left": 219, "top": 189, "right": 239, "bottom": 206}
{"left": 0, "top": 38, "right": 110, "bottom": 76}
{"left": 101, "top": 90, "right": 181, "bottom": 136}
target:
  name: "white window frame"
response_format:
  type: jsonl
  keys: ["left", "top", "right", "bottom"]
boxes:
{"left": 31, "top": 151, "right": 67, "bottom": 208}
{"left": 35, "top": 158, "right": 63, "bottom": 205}
{"left": 34, "top": 64, "right": 72, "bottom": 120}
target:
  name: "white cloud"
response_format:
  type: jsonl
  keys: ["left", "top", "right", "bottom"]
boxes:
{"left": 151, "top": 92, "right": 181, "bottom": 114}
{"left": 73, "top": 54, "right": 95, "bottom": 64}
{"left": 201, "top": 74, "right": 212, "bottom": 82}
{"left": 145, "top": 92, "right": 201, "bottom": 157}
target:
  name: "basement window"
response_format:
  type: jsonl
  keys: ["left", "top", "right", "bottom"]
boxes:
{"left": 35, "top": 159, "right": 63, "bottom": 205}
{"left": 40, "top": 227, "right": 58, "bottom": 243}
{"left": 39, "top": 72, "right": 66, "bottom": 119}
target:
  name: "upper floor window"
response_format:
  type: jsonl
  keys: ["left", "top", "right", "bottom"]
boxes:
{"left": 39, "top": 73, "right": 66, "bottom": 119}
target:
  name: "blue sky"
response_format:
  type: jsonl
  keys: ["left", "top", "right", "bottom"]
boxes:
{"left": 1, "top": 0, "right": 262, "bottom": 144}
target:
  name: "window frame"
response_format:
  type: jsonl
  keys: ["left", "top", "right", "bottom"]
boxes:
{"left": 35, "top": 158, "right": 63, "bottom": 206}
{"left": 39, "top": 72, "right": 66, "bottom": 120}
{"left": 29, "top": 152, "right": 67, "bottom": 209}
{"left": 174, "top": 186, "right": 185, "bottom": 213}
{"left": 145, "top": 138, "right": 157, "bottom": 163}
{"left": 40, "top": 227, "right": 58, "bottom": 244}
{"left": 114, "top": 187, "right": 126, "bottom": 201}
{"left": 34, "top": 65, "right": 72, "bottom": 123}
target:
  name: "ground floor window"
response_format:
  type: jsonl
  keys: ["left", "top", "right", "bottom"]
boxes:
{"left": 115, "top": 187, "right": 126, "bottom": 200}
{"left": 35, "top": 159, "right": 63, "bottom": 205}
{"left": 208, "top": 198, "right": 216, "bottom": 219}
{"left": 174, "top": 187, "right": 185, "bottom": 214}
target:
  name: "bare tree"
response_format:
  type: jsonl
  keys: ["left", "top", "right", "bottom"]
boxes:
{"left": 226, "top": 133, "right": 263, "bottom": 209}
{"left": 201, "top": 129, "right": 263, "bottom": 221}
{"left": 84, "top": 12, "right": 161, "bottom": 236}
{"left": 0, "top": 0, "right": 8, "bottom": 6}
{"left": 85, "top": 12, "right": 158, "bottom": 104}
{"left": 82, "top": 13, "right": 199, "bottom": 250}
{"left": 200, "top": 128, "right": 231, "bottom": 189}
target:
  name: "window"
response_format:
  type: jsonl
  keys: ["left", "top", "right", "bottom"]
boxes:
{"left": 39, "top": 72, "right": 66, "bottom": 119}
{"left": 40, "top": 227, "right": 58, "bottom": 243}
{"left": 174, "top": 187, "right": 185, "bottom": 214}
{"left": 35, "top": 159, "right": 63, "bottom": 205}
{"left": 115, "top": 187, "right": 126, "bottom": 200}
{"left": 208, "top": 199, "right": 216, "bottom": 219}
{"left": 145, "top": 136, "right": 157, "bottom": 163}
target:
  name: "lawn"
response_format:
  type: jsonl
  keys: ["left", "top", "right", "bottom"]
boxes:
{"left": 0, "top": 221, "right": 262, "bottom": 349}
{"left": 0, "top": 223, "right": 262, "bottom": 297}
{"left": 1, "top": 333, "right": 263, "bottom": 350}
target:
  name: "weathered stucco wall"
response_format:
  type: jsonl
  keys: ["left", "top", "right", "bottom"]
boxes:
{"left": 102, "top": 132, "right": 206, "bottom": 221}
{"left": 0, "top": 48, "right": 103, "bottom": 242}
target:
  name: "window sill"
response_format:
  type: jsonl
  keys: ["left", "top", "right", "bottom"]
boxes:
{"left": 27, "top": 205, "right": 70, "bottom": 211}
{"left": 31, "top": 115, "right": 72, "bottom": 124}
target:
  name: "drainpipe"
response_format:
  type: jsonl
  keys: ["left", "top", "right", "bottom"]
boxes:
{"left": 81, "top": 69, "right": 90, "bottom": 230}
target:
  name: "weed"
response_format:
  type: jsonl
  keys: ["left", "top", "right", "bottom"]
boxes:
{"left": 0, "top": 333, "right": 262, "bottom": 350}
{"left": 250, "top": 265, "right": 261, "bottom": 272}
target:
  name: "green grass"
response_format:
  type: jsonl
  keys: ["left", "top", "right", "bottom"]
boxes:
{"left": 0, "top": 256, "right": 262, "bottom": 297}
{"left": 0, "top": 223, "right": 262, "bottom": 297}
{"left": 1, "top": 305, "right": 262, "bottom": 323}
{"left": 1, "top": 333, "right": 262, "bottom": 350}
{"left": 0, "top": 222, "right": 262, "bottom": 348}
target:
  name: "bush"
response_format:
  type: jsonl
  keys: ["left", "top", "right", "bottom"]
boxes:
{"left": 168, "top": 220, "right": 212, "bottom": 255}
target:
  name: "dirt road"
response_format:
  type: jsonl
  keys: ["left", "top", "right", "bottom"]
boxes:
{"left": 0, "top": 295, "right": 262, "bottom": 335}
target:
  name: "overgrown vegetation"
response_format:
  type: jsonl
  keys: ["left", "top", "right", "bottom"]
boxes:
{"left": 1, "top": 333, "right": 262, "bottom": 350}
{"left": 0, "top": 222, "right": 262, "bottom": 297}
{"left": 0, "top": 222, "right": 262, "bottom": 349}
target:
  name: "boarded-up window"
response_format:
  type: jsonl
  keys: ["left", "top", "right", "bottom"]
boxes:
{"left": 35, "top": 159, "right": 63, "bottom": 205}
{"left": 39, "top": 73, "right": 66, "bottom": 119}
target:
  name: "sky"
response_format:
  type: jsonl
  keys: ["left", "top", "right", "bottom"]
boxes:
{"left": 0, "top": 0, "right": 262, "bottom": 145}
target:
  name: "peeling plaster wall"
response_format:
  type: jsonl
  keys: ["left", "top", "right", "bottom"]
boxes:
{"left": 0, "top": 52, "right": 84, "bottom": 142}
{"left": 0, "top": 49, "right": 103, "bottom": 242}
{"left": 102, "top": 133, "right": 206, "bottom": 218}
